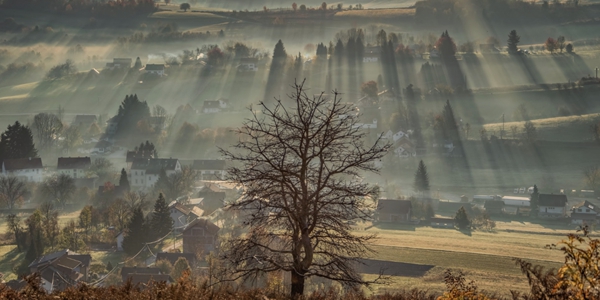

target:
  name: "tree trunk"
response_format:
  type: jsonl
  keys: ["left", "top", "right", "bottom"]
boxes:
{"left": 290, "top": 270, "right": 305, "bottom": 298}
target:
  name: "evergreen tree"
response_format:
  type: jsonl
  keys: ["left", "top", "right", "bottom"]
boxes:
{"left": 122, "top": 206, "right": 147, "bottom": 255}
{"left": 106, "top": 261, "right": 113, "bottom": 272}
{"left": 150, "top": 193, "right": 173, "bottom": 240}
{"left": 443, "top": 99, "right": 459, "bottom": 142}
{"left": 507, "top": 30, "right": 520, "bottom": 54}
{"left": 134, "top": 57, "right": 142, "bottom": 69}
{"left": 273, "top": 40, "right": 287, "bottom": 60}
{"left": 530, "top": 185, "right": 539, "bottom": 215}
{"left": 435, "top": 30, "right": 456, "bottom": 59}
{"left": 114, "top": 94, "right": 151, "bottom": 137}
{"left": 454, "top": 206, "right": 470, "bottom": 229}
{"left": 0, "top": 121, "right": 37, "bottom": 160}
{"left": 119, "top": 168, "right": 130, "bottom": 191}
{"left": 413, "top": 160, "right": 430, "bottom": 197}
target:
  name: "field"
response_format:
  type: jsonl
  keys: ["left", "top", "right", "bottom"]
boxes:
{"left": 334, "top": 8, "right": 415, "bottom": 20}
{"left": 358, "top": 224, "right": 566, "bottom": 296}
{"left": 483, "top": 113, "right": 600, "bottom": 142}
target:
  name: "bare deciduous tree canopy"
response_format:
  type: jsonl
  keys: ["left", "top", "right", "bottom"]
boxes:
{"left": 0, "top": 176, "right": 26, "bottom": 210}
{"left": 220, "top": 81, "right": 390, "bottom": 297}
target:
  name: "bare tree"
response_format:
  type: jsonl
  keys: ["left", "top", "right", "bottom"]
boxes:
{"left": 584, "top": 166, "right": 600, "bottom": 190}
{"left": 109, "top": 198, "right": 131, "bottom": 232}
{"left": 154, "top": 166, "right": 197, "bottom": 201}
{"left": 220, "top": 81, "right": 390, "bottom": 297}
{"left": 0, "top": 176, "right": 26, "bottom": 210}
{"left": 41, "top": 174, "right": 76, "bottom": 208}
{"left": 40, "top": 202, "right": 60, "bottom": 250}
{"left": 32, "top": 113, "right": 63, "bottom": 150}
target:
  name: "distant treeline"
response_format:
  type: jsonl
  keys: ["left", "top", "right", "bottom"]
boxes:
{"left": 0, "top": 0, "right": 157, "bottom": 17}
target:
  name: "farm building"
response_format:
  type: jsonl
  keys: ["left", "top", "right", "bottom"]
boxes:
{"left": 538, "top": 194, "right": 568, "bottom": 218}
{"left": 430, "top": 217, "right": 455, "bottom": 228}
{"left": 501, "top": 196, "right": 530, "bottom": 215}
{"left": 571, "top": 200, "right": 600, "bottom": 225}
{"left": 484, "top": 200, "right": 504, "bottom": 215}
{"left": 182, "top": 218, "right": 220, "bottom": 255}
{"left": 376, "top": 199, "right": 412, "bottom": 223}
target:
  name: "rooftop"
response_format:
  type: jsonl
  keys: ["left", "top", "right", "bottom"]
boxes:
{"left": 3, "top": 157, "right": 43, "bottom": 171}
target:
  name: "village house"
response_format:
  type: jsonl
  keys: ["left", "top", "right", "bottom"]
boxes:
{"left": 196, "top": 191, "right": 226, "bottom": 216}
{"left": 129, "top": 158, "right": 182, "bottom": 189}
{"left": 1, "top": 157, "right": 44, "bottom": 182}
{"left": 169, "top": 202, "right": 203, "bottom": 229}
{"left": 57, "top": 157, "right": 91, "bottom": 178}
{"left": 538, "top": 194, "right": 569, "bottom": 218}
{"left": 202, "top": 99, "right": 229, "bottom": 113}
{"left": 28, "top": 249, "right": 92, "bottom": 293}
{"left": 182, "top": 218, "right": 220, "bottom": 255}
{"left": 393, "top": 138, "right": 416, "bottom": 158}
{"left": 71, "top": 115, "right": 97, "bottom": 129}
{"left": 570, "top": 200, "right": 600, "bottom": 225}
{"left": 362, "top": 46, "right": 380, "bottom": 63}
{"left": 352, "top": 119, "right": 378, "bottom": 129}
{"left": 430, "top": 217, "right": 455, "bottom": 229}
{"left": 501, "top": 196, "right": 530, "bottom": 216}
{"left": 93, "top": 140, "right": 112, "bottom": 154}
{"left": 376, "top": 199, "right": 412, "bottom": 223}
{"left": 126, "top": 149, "right": 155, "bottom": 169}
{"left": 144, "top": 64, "right": 166, "bottom": 76}
{"left": 191, "top": 160, "right": 226, "bottom": 180}
{"left": 106, "top": 58, "right": 132, "bottom": 69}
{"left": 237, "top": 57, "right": 259, "bottom": 72}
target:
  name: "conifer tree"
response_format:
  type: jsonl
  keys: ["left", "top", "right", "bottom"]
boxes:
{"left": 150, "top": 193, "right": 173, "bottom": 240}
{"left": 119, "top": 168, "right": 130, "bottom": 192}
{"left": 106, "top": 261, "right": 113, "bottom": 272}
{"left": 0, "top": 121, "right": 37, "bottom": 160}
{"left": 413, "top": 160, "right": 430, "bottom": 197}
{"left": 508, "top": 30, "right": 520, "bottom": 54}
{"left": 455, "top": 206, "right": 470, "bottom": 229}
{"left": 530, "top": 185, "right": 539, "bottom": 215}
{"left": 122, "top": 206, "right": 147, "bottom": 255}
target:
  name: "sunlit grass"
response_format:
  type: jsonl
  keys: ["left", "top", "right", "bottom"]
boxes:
{"left": 334, "top": 8, "right": 415, "bottom": 19}
{"left": 484, "top": 113, "right": 600, "bottom": 141}
{"left": 0, "top": 245, "right": 24, "bottom": 281}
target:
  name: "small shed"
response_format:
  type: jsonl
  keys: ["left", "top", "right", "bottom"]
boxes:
{"left": 376, "top": 199, "right": 412, "bottom": 223}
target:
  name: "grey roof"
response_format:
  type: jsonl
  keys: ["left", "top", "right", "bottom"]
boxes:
{"left": 145, "top": 64, "right": 165, "bottom": 71}
{"left": 121, "top": 266, "right": 161, "bottom": 282}
{"left": 28, "top": 249, "right": 69, "bottom": 268}
{"left": 539, "top": 194, "right": 568, "bottom": 207}
{"left": 68, "top": 254, "right": 92, "bottom": 267}
{"left": 376, "top": 199, "right": 412, "bottom": 214}
{"left": 57, "top": 157, "right": 91, "bottom": 170}
{"left": 183, "top": 218, "right": 220, "bottom": 235}
{"left": 573, "top": 200, "right": 600, "bottom": 213}
{"left": 131, "top": 158, "right": 179, "bottom": 174}
{"left": 3, "top": 157, "right": 43, "bottom": 171}
{"left": 192, "top": 160, "right": 226, "bottom": 170}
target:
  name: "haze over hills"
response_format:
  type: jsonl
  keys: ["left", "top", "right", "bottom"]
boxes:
{"left": 2, "top": 0, "right": 600, "bottom": 298}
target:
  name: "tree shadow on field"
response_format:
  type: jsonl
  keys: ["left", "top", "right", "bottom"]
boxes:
{"left": 458, "top": 228, "right": 472, "bottom": 236}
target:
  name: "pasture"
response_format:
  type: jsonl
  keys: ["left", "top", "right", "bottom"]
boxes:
{"left": 358, "top": 224, "right": 567, "bottom": 296}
